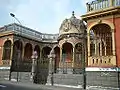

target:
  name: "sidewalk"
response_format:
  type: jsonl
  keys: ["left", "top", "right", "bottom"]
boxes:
{"left": 0, "top": 80, "right": 119, "bottom": 90}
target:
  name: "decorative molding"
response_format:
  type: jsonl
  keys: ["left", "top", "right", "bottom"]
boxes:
{"left": 0, "top": 67, "right": 10, "bottom": 70}
{"left": 88, "top": 20, "right": 115, "bottom": 32}
{"left": 97, "top": 19, "right": 102, "bottom": 24}
{"left": 61, "top": 19, "right": 71, "bottom": 32}
{"left": 86, "top": 67, "right": 120, "bottom": 72}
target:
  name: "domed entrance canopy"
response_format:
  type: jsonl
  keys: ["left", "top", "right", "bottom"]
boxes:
{"left": 59, "top": 11, "right": 86, "bottom": 35}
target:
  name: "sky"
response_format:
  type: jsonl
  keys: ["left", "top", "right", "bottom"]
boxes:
{"left": 0, "top": 0, "right": 92, "bottom": 34}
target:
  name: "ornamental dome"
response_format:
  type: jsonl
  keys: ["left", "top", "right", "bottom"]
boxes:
{"left": 59, "top": 11, "right": 86, "bottom": 35}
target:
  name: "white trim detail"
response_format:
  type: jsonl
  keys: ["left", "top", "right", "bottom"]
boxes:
{"left": 0, "top": 67, "right": 10, "bottom": 70}
{"left": 86, "top": 67, "right": 119, "bottom": 72}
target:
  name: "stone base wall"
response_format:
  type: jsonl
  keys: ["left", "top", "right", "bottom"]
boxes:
{"left": 0, "top": 67, "right": 32, "bottom": 83}
{"left": 47, "top": 71, "right": 120, "bottom": 88}
{"left": 1, "top": 67, "right": 120, "bottom": 89}
{"left": 0, "top": 68, "right": 10, "bottom": 81}
{"left": 50, "top": 73, "right": 83, "bottom": 86}
{"left": 10, "top": 72, "right": 32, "bottom": 82}
{"left": 86, "top": 71, "right": 120, "bottom": 88}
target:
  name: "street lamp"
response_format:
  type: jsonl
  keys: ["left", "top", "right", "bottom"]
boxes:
{"left": 10, "top": 13, "right": 22, "bottom": 25}
{"left": 48, "top": 48, "right": 55, "bottom": 86}
{"left": 31, "top": 51, "right": 38, "bottom": 83}
{"left": 9, "top": 13, "right": 22, "bottom": 82}
{"left": 82, "top": 26, "right": 87, "bottom": 90}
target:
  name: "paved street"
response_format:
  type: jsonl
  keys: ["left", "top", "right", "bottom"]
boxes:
{"left": 0, "top": 81, "right": 81, "bottom": 90}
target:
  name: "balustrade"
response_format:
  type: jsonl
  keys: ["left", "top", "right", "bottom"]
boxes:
{"left": 89, "top": 55, "right": 116, "bottom": 67}
{"left": 2, "top": 60, "right": 10, "bottom": 65}
{"left": 0, "top": 23, "right": 58, "bottom": 42}
{"left": 87, "top": 0, "right": 120, "bottom": 12}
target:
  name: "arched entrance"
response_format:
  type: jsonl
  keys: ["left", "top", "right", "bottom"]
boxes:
{"left": 41, "top": 46, "right": 52, "bottom": 59}
{"left": 62, "top": 42, "right": 73, "bottom": 73}
{"left": 2, "top": 40, "right": 12, "bottom": 65}
{"left": 13, "top": 40, "right": 23, "bottom": 61}
{"left": 24, "top": 43, "right": 32, "bottom": 61}
{"left": 34, "top": 45, "right": 40, "bottom": 59}
{"left": 54, "top": 46, "right": 60, "bottom": 73}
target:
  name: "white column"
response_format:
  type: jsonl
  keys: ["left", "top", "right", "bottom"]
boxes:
{"left": 105, "top": 45, "right": 107, "bottom": 56}
{"left": 88, "top": 33, "right": 90, "bottom": 66}
{"left": 112, "top": 31, "right": 116, "bottom": 55}
{"left": 31, "top": 58, "right": 36, "bottom": 82}
{"left": 10, "top": 44, "right": 13, "bottom": 65}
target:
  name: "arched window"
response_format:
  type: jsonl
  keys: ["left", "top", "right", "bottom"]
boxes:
{"left": 90, "top": 24, "right": 112, "bottom": 57}
{"left": 41, "top": 46, "right": 52, "bottom": 59}
{"left": 34, "top": 45, "right": 40, "bottom": 59}
{"left": 24, "top": 43, "right": 32, "bottom": 60}
{"left": 13, "top": 40, "right": 23, "bottom": 61}
{"left": 62, "top": 42, "right": 73, "bottom": 62}
{"left": 2, "top": 40, "right": 12, "bottom": 60}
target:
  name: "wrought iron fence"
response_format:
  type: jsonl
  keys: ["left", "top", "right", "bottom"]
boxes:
{"left": 10, "top": 59, "right": 32, "bottom": 72}
{"left": 34, "top": 58, "right": 49, "bottom": 84}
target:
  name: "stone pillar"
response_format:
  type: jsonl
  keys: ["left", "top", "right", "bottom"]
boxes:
{"left": 112, "top": 31, "right": 116, "bottom": 55}
{"left": 58, "top": 47, "right": 62, "bottom": 73}
{"left": 46, "top": 57, "right": 53, "bottom": 85}
{"left": 111, "top": 30, "right": 116, "bottom": 66}
{"left": 72, "top": 47, "right": 75, "bottom": 68}
{"left": 88, "top": 33, "right": 90, "bottom": 66}
{"left": 31, "top": 51, "right": 38, "bottom": 83}
{"left": 88, "top": 33, "right": 90, "bottom": 56}
{"left": 0, "top": 46, "right": 3, "bottom": 65}
{"left": 31, "top": 58, "right": 37, "bottom": 83}
{"left": 47, "top": 49, "right": 55, "bottom": 86}
{"left": 109, "top": 0, "right": 113, "bottom": 7}
{"left": 9, "top": 44, "right": 13, "bottom": 81}
{"left": 10, "top": 44, "right": 13, "bottom": 65}
{"left": 22, "top": 44, "right": 24, "bottom": 60}
{"left": 105, "top": 45, "right": 107, "bottom": 56}
{"left": 100, "top": 40, "right": 102, "bottom": 56}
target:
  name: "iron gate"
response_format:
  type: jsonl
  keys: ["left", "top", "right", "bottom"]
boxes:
{"left": 10, "top": 59, "right": 32, "bottom": 72}
{"left": 34, "top": 58, "right": 49, "bottom": 84}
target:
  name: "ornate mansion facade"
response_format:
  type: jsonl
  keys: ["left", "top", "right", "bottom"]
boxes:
{"left": 0, "top": 0, "right": 120, "bottom": 88}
